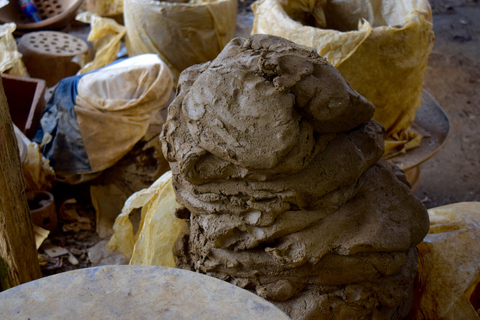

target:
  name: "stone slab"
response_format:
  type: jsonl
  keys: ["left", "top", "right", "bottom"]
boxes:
{"left": 0, "top": 265, "right": 291, "bottom": 320}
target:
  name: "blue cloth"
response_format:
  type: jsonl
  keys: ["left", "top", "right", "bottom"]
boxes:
{"left": 34, "top": 74, "right": 92, "bottom": 174}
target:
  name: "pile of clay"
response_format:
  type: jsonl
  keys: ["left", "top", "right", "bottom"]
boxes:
{"left": 160, "top": 34, "right": 429, "bottom": 319}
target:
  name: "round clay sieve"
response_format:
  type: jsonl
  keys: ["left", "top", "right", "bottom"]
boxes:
{"left": 21, "top": 31, "right": 88, "bottom": 56}
{"left": 18, "top": 31, "right": 89, "bottom": 87}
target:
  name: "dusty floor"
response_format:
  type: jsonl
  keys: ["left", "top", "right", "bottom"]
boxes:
{"left": 414, "top": 0, "right": 480, "bottom": 208}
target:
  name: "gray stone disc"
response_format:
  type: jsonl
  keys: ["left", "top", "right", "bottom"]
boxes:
{"left": 0, "top": 265, "right": 291, "bottom": 320}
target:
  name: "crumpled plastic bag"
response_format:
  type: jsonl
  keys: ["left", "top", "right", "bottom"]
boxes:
{"left": 86, "top": 0, "right": 123, "bottom": 17}
{"left": 0, "top": 23, "right": 29, "bottom": 76}
{"left": 91, "top": 184, "right": 128, "bottom": 239}
{"left": 14, "top": 125, "right": 55, "bottom": 191}
{"left": 124, "top": 0, "right": 238, "bottom": 83}
{"left": 251, "top": 0, "right": 434, "bottom": 155}
{"left": 34, "top": 54, "right": 173, "bottom": 183}
{"left": 22, "top": 142, "right": 56, "bottom": 191}
{"left": 33, "top": 225, "right": 50, "bottom": 249}
{"left": 413, "top": 202, "right": 480, "bottom": 319}
{"left": 107, "top": 171, "right": 184, "bottom": 267}
{"left": 75, "top": 12, "right": 126, "bottom": 74}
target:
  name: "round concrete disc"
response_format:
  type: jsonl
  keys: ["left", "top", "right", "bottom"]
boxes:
{"left": 0, "top": 265, "right": 291, "bottom": 320}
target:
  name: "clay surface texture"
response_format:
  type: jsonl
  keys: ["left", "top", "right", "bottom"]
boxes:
{"left": 161, "top": 34, "right": 429, "bottom": 320}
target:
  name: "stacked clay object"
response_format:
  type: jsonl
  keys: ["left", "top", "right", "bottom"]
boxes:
{"left": 161, "top": 35, "right": 429, "bottom": 319}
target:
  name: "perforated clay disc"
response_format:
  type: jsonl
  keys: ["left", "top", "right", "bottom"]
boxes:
{"left": 20, "top": 31, "right": 88, "bottom": 56}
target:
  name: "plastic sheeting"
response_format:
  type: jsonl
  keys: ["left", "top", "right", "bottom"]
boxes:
{"left": 76, "top": 12, "right": 126, "bottom": 74}
{"left": 14, "top": 125, "right": 55, "bottom": 191}
{"left": 414, "top": 202, "right": 480, "bottom": 319}
{"left": 123, "top": 0, "right": 238, "bottom": 83}
{"left": 0, "top": 23, "right": 28, "bottom": 76}
{"left": 86, "top": 0, "right": 123, "bottom": 17}
{"left": 107, "top": 171, "right": 184, "bottom": 268}
{"left": 251, "top": 0, "right": 434, "bottom": 154}
{"left": 34, "top": 54, "right": 173, "bottom": 183}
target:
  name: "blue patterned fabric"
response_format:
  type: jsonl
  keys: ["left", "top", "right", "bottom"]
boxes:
{"left": 33, "top": 74, "right": 92, "bottom": 174}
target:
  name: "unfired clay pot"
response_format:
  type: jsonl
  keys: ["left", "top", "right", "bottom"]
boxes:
{"left": 27, "top": 190, "right": 57, "bottom": 232}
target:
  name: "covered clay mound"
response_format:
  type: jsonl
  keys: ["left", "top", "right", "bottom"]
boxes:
{"left": 160, "top": 34, "right": 429, "bottom": 319}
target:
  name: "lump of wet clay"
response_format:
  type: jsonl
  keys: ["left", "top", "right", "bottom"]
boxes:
{"left": 160, "top": 34, "right": 429, "bottom": 320}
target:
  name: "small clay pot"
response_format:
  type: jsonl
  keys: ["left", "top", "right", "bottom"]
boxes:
{"left": 27, "top": 190, "right": 57, "bottom": 232}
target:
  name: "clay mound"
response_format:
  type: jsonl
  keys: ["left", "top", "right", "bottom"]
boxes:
{"left": 161, "top": 34, "right": 429, "bottom": 320}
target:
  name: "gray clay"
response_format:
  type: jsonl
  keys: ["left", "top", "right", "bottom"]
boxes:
{"left": 161, "top": 34, "right": 429, "bottom": 320}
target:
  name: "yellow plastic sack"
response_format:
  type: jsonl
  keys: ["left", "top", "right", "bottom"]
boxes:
{"left": 414, "top": 202, "right": 480, "bottom": 319}
{"left": 0, "top": 23, "right": 28, "bottom": 76}
{"left": 33, "top": 225, "right": 50, "bottom": 249}
{"left": 86, "top": 0, "right": 123, "bottom": 17}
{"left": 124, "top": 0, "right": 238, "bottom": 83}
{"left": 107, "top": 171, "right": 185, "bottom": 267}
{"left": 14, "top": 125, "right": 55, "bottom": 191}
{"left": 251, "top": 0, "right": 434, "bottom": 154}
{"left": 74, "top": 53, "right": 173, "bottom": 173}
{"left": 75, "top": 12, "right": 126, "bottom": 74}
{"left": 22, "top": 142, "right": 56, "bottom": 191}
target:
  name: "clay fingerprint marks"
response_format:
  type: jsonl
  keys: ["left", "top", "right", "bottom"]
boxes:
{"left": 160, "top": 63, "right": 209, "bottom": 174}
{"left": 266, "top": 161, "right": 429, "bottom": 265}
{"left": 269, "top": 248, "right": 419, "bottom": 320}
{"left": 168, "top": 34, "right": 378, "bottom": 182}
{"left": 170, "top": 118, "right": 385, "bottom": 221}
{"left": 183, "top": 68, "right": 298, "bottom": 170}
{"left": 181, "top": 39, "right": 301, "bottom": 172}
{"left": 248, "top": 34, "right": 375, "bottom": 133}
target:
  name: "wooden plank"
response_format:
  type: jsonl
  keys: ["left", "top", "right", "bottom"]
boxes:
{"left": 0, "top": 77, "right": 41, "bottom": 291}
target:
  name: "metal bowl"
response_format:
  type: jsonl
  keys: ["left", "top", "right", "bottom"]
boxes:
{"left": 386, "top": 89, "right": 451, "bottom": 189}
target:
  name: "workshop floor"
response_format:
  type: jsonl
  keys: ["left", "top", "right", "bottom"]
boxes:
{"left": 413, "top": 0, "right": 480, "bottom": 208}
{"left": 31, "top": 0, "right": 480, "bottom": 276}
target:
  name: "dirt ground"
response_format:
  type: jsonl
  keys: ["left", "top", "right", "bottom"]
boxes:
{"left": 413, "top": 0, "right": 480, "bottom": 208}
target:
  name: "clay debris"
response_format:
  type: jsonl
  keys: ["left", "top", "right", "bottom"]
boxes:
{"left": 161, "top": 34, "right": 429, "bottom": 319}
